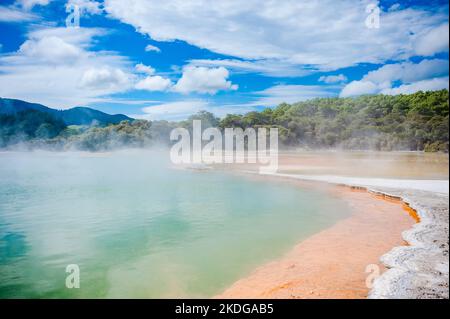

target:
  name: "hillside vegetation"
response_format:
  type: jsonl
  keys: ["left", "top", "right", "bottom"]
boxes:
{"left": 220, "top": 89, "right": 449, "bottom": 152}
{"left": 0, "top": 98, "right": 131, "bottom": 126}
{"left": 0, "top": 90, "right": 448, "bottom": 152}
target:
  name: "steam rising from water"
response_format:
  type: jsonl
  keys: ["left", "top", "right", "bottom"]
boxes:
{"left": 0, "top": 150, "right": 350, "bottom": 298}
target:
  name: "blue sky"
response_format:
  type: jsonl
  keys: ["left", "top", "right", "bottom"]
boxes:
{"left": 0, "top": 0, "right": 448, "bottom": 120}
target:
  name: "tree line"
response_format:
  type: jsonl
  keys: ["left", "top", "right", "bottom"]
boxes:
{"left": 1, "top": 89, "right": 448, "bottom": 152}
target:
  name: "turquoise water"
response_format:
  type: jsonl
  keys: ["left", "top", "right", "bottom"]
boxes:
{"left": 0, "top": 151, "right": 350, "bottom": 298}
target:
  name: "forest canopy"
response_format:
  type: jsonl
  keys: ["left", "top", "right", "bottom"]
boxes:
{"left": 1, "top": 90, "right": 448, "bottom": 152}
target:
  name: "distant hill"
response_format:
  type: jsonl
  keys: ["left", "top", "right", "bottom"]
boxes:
{"left": 0, "top": 98, "right": 133, "bottom": 126}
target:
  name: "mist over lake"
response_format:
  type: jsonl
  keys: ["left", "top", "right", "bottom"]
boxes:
{"left": 0, "top": 150, "right": 350, "bottom": 298}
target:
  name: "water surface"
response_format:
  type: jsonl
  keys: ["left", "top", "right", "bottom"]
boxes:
{"left": 0, "top": 151, "right": 350, "bottom": 298}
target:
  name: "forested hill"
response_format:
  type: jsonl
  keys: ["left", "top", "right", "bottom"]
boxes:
{"left": 0, "top": 98, "right": 132, "bottom": 126}
{"left": 219, "top": 89, "right": 449, "bottom": 152}
{"left": 0, "top": 90, "right": 448, "bottom": 152}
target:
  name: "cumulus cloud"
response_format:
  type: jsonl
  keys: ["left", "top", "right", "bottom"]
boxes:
{"left": 145, "top": 44, "right": 161, "bottom": 53}
{"left": 135, "top": 76, "right": 173, "bottom": 92}
{"left": 0, "top": 27, "right": 239, "bottom": 107}
{"left": 79, "top": 67, "right": 130, "bottom": 90}
{"left": 381, "top": 77, "right": 449, "bottom": 95}
{"left": 135, "top": 63, "right": 155, "bottom": 75}
{"left": 19, "top": 36, "right": 85, "bottom": 63}
{"left": 0, "top": 27, "right": 133, "bottom": 108}
{"left": 104, "top": 0, "right": 448, "bottom": 72}
{"left": 414, "top": 23, "right": 449, "bottom": 56}
{"left": 340, "top": 59, "right": 449, "bottom": 97}
{"left": 133, "top": 65, "right": 239, "bottom": 94}
{"left": 21, "top": 27, "right": 104, "bottom": 51}
{"left": 134, "top": 63, "right": 173, "bottom": 91}
{"left": 340, "top": 81, "right": 380, "bottom": 97}
{"left": 0, "top": 6, "right": 38, "bottom": 22}
{"left": 173, "top": 66, "right": 238, "bottom": 95}
{"left": 319, "top": 74, "right": 348, "bottom": 84}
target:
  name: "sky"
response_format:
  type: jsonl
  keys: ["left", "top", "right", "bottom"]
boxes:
{"left": 0, "top": 0, "right": 448, "bottom": 120}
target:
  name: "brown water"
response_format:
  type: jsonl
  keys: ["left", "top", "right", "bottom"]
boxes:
{"left": 255, "top": 151, "right": 448, "bottom": 179}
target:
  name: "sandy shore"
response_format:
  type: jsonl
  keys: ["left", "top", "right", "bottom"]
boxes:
{"left": 216, "top": 177, "right": 416, "bottom": 299}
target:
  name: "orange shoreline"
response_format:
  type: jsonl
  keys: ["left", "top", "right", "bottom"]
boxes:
{"left": 215, "top": 177, "right": 417, "bottom": 299}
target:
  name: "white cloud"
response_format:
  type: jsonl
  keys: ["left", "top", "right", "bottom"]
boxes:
{"left": 133, "top": 100, "right": 259, "bottom": 121}
{"left": 207, "top": 104, "right": 261, "bottom": 118}
{"left": 0, "top": 27, "right": 133, "bottom": 108}
{"left": 21, "top": 27, "right": 105, "bottom": 51}
{"left": 133, "top": 85, "right": 339, "bottom": 120}
{"left": 319, "top": 74, "right": 348, "bottom": 84}
{"left": 189, "top": 59, "right": 312, "bottom": 77}
{"left": 414, "top": 23, "right": 449, "bottom": 56}
{"left": 251, "top": 84, "right": 337, "bottom": 107}
{"left": 79, "top": 67, "right": 130, "bottom": 90}
{"left": 0, "top": 6, "right": 37, "bottom": 22}
{"left": 134, "top": 63, "right": 173, "bottom": 91}
{"left": 137, "top": 100, "right": 210, "bottom": 121}
{"left": 104, "top": 0, "right": 448, "bottom": 72}
{"left": 340, "top": 59, "right": 449, "bottom": 97}
{"left": 364, "top": 59, "right": 449, "bottom": 84}
{"left": 388, "top": 3, "right": 401, "bottom": 12}
{"left": 66, "top": 0, "right": 103, "bottom": 15}
{"left": 0, "top": 27, "right": 240, "bottom": 107}
{"left": 340, "top": 81, "right": 380, "bottom": 97}
{"left": 19, "top": 36, "right": 85, "bottom": 63}
{"left": 135, "top": 63, "right": 155, "bottom": 75}
{"left": 381, "top": 77, "right": 449, "bottom": 95}
{"left": 135, "top": 76, "right": 173, "bottom": 91}
{"left": 145, "top": 44, "right": 161, "bottom": 53}
{"left": 173, "top": 66, "right": 238, "bottom": 95}
{"left": 15, "top": 0, "right": 51, "bottom": 10}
